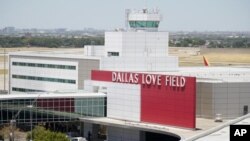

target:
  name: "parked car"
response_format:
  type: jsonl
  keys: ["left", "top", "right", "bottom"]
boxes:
{"left": 66, "top": 132, "right": 80, "bottom": 138}
{"left": 70, "top": 137, "right": 87, "bottom": 141}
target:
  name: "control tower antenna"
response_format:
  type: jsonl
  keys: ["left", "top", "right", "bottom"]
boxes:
{"left": 125, "top": 9, "right": 130, "bottom": 30}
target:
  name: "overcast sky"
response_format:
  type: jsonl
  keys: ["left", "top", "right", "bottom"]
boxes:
{"left": 0, "top": 0, "right": 250, "bottom": 31}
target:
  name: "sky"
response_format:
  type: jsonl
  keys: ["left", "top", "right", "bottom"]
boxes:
{"left": 0, "top": 0, "right": 250, "bottom": 31}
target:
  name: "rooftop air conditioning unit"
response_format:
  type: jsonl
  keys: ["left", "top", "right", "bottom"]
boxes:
{"left": 215, "top": 114, "right": 223, "bottom": 122}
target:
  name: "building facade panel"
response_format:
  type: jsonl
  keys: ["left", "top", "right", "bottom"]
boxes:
{"left": 106, "top": 83, "right": 140, "bottom": 121}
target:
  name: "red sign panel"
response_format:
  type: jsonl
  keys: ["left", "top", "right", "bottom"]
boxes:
{"left": 91, "top": 70, "right": 196, "bottom": 128}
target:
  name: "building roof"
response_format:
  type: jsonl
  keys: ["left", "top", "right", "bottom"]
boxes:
{"left": 143, "top": 67, "right": 250, "bottom": 82}
{"left": 0, "top": 90, "right": 106, "bottom": 100}
{"left": 79, "top": 117, "right": 227, "bottom": 140}
{"left": 9, "top": 49, "right": 101, "bottom": 60}
{"left": 187, "top": 114, "right": 250, "bottom": 141}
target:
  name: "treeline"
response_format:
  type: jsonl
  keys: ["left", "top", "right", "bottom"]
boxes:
{"left": 1, "top": 36, "right": 250, "bottom": 48}
{"left": 169, "top": 38, "right": 206, "bottom": 47}
{"left": 170, "top": 37, "right": 250, "bottom": 48}
{"left": 208, "top": 37, "right": 250, "bottom": 48}
{"left": 0, "top": 36, "right": 104, "bottom": 48}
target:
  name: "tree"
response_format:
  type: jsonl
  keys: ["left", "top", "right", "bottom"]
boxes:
{"left": 27, "top": 126, "right": 69, "bottom": 141}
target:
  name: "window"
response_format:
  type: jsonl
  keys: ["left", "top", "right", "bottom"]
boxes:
{"left": 12, "top": 87, "right": 44, "bottom": 92}
{"left": 129, "top": 21, "right": 160, "bottom": 28}
{"left": 107, "top": 52, "right": 119, "bottom": 56}
{"left": 12, "top": 75, "right": 76, "bottom": 84}
{"left": 12, "top": 62, "right": 76, "bottom": 70}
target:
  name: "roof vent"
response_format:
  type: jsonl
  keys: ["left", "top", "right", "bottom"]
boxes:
{"left": 215, "top": 114, "right": 223, "bottom": 122}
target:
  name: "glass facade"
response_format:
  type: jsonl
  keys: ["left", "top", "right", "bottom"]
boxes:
{"left": 129, "top": 21, "right": 159, "bottom": 28}
{"left": 12, "top": 75, "right": 76, "bottom": 84}
{"left": 12, "top": 62, "right": 76, "bottom": 70}
{"left": 0, "top": 97, "right": 106, "bottom": 124}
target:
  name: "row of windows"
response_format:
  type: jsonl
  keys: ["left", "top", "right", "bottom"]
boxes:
{"left": 129, "top": 21, "right": 160, "bottom": 28}
{"left": 12, "top": 87, "right": 45, "bottom": 92}
{"left": 12, "top": 75, "right": 76, "bottom": 84}
{"left": 12, "top": 62, "right": 76, "bottom": 70}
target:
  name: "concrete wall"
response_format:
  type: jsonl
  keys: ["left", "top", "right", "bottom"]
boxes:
{"left": 196, "top": 82, "right": 213, "bottom": 118}
{"left": 78, "top": 59, "right": 99, "bottom": 89}
{"left": 213, "top": 82, "right": 250, "bottom": 119}
{"left": 197, "top": 82, "right": 250, "bottom": 119}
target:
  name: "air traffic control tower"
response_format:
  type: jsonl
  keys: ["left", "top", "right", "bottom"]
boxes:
{"left": 85, "top": 8, "right": 179, "bottom": 71}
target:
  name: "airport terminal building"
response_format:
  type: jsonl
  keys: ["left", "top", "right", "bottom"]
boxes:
{"left": 4, "top": 8, "right": 250, "bottom": 141}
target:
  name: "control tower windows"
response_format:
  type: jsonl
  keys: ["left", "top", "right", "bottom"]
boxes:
{"left": 129, "top": 21, "right": 159, "bottom": 28}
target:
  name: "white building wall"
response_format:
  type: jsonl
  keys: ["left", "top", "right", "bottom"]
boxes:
{"left": 84, "top": 45, "right": 105, "bottom": 56}
{"left": 11, "top": 79, "right": 77, "bottom": 93}
{"left": 84, "top": 80, "right": 141, "bottom": 122}
{"left": 104, "top": 32, "right": 169, "bottom": 57}
{"left": 101, "top": 31, "right": 177, "bottom": 71}
{"left": 105, "top": 32, "right": 123, "bottom": 57}
{"left": 122, "top": 32, "right": 168, "bottom": 57}
{"left": 128, "top": 13, "right": 161, "bottom": 21}
{"left": 10, "top": 57, "right": 78, "bottom": 93}
{"left": 107, "top": 83, "right": 140, "bottom": 121}
{"left": 107, "top": 126, "right": 140, "bottom": 141}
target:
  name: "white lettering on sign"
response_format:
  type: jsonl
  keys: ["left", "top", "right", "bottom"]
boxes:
{"left": 112, "top": 72, "right": 186, "bottom": 87}
{"left": 142, "top": 74, "right": 161, "bottom": 85}
{"left": 112, "top": 72, "right": 139, "bottom": 84}
{"left": 165, "top": 76, "right": 186, "bottom": 87}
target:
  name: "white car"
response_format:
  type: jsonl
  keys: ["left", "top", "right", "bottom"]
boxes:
{"left": 70, "top": 137, "right": 87, "bottom": 141}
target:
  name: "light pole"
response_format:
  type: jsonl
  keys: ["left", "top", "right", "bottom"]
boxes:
{"left": 9, "top": 119, "right": 16, "bottom": 141}
{"left": 27, "top": 105, "right": 33, "bottom": 141}
{"left": 3, "top": 47, "right": 6, "bottom": 91}
{"left": 10, "top": 94, "right": 40, "bottom": 141}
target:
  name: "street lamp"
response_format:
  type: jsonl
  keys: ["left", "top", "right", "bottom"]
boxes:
{"left": 9, "top": 119, "right": 16, "bottom": 141}
{"left": 27, "top": 105, "right": 33, "bottom": 141}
